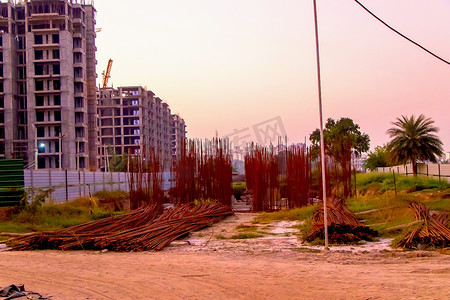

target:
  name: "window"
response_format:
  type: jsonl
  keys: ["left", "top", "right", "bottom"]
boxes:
{"left": 0, "top": 97, "right": 3, "bottom": 108}
{"left": 52, "top": 49, "right": 59, "bottom": 59}
{"left": 53, "top": 80, "right": 60, "bottom": 90}
{"left": 52, "top": 34, "right": 59, "bottom": 44}
{"left": 54, "top": 95, "right": 61, "bottom": 106}
{"left": 36, "top": 111, "right": 44, "bottom": 122}
{"left": 34, "top": 35, "right": 43, "bottom": 44}
{"left": 35, "top": 80, "right": 44, "bottom": 91}
{"left": 35, "top": 64, "right": 44, "bottom": 75}
{"left": 19, "top": 67, "right": 26, "bottom": 79}
{"left": 133, "top": 120, "right": 139, "bottom": 125}
{"left": 19, "top": 53, "right": 25, "bottom": 65}
{"left": 54, "top": 110, "right": 61, "bottom": 121}
{"left": 37, "top": 127, "right": 45, "bottom": 137}
{"left": 19, "top": 97, "right": 27, "bottom": 109}
{"left": 36, "top": 96, "right": 44, "bottom": 106}
{"left": 75, "top": 112, "right": 84, "bottom": 123}
{"left": 55, "top": 126, "right": 61, "bottom": 137}
{"left": 53, "top": 64, "right": 60, "bottom": 75}
{"left": 75, "top": 97, "right": 83, "bottom": 108}
{"left": 35, "top": 50, "right": 43, "bottom": 60}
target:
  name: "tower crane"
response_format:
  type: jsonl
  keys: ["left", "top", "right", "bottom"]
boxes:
{"left": 101, "top": 59, "right": 113, "bottom": 89}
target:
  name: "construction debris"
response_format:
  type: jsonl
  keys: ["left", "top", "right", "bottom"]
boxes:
{"left": 0, "top": 284, "right": 49, "bottom": 299}
{"left": 304, "top": 197, "right": 378, "bottom": 244}
{"left": 7, "top": 203, "right": 232, "bottom": 252}
{"left": 396, "top": 202, "right": 450, "bottom": 249}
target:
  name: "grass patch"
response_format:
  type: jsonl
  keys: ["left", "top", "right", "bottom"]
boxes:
{"left": 0, "top": 197, "right": 119, "bottom": 236}
{"left": 357, "top": 173, "right": 450, "bottom": 194}
{"left": 254, "top": 205, "right": 317, "bottom": 224}
{"left": 256, "top": 231, "right": 278, "bottom": 236}
{"left": 215, "top": 234, "right": 227, "bottom": 240}
{"left": 235, "top": 224, "right": 258, "bottom": 232}
{"left": 229, "top": 232, "right": 263, "bottom": 239}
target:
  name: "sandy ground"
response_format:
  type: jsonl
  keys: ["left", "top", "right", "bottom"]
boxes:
{"left": 1, "top": 213, "right": 449, "bottom": 299}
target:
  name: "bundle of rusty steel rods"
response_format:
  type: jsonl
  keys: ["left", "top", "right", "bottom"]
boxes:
{"left": 397, "top": 202, "right": 450, "bottom": 249}
{"left": 173, "top": 138, "right": 233, "bottom": 206}
{"left": 7, "top": 203, "right": 233, "bottom": 251}
{"left": 304, "top": 197, "right": 378, "bottom": 244}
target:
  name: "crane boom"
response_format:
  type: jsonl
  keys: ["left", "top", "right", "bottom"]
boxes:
{"left": 102, "top": 59, "right": 113, "bottom": 89}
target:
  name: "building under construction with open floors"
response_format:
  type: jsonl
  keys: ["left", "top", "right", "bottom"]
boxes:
{"left": 97, "top": 86, "right": 187, "bottom": 171}
{"left": 0, "top": 0, "right": 98, "bottom": 170}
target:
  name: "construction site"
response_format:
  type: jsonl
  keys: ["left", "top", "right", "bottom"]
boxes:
{"left": 0, "top": 0, "right": 449, "bottom": 299}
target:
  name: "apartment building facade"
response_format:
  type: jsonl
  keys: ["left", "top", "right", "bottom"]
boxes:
{"left": 171, "top": 113, "right": 186, "bottom": 160}
{"left": 97, "top": 86, "right": 186, "bottom": 170}
{"left": 0, "top": 0, "right": 97, "bottom": 170}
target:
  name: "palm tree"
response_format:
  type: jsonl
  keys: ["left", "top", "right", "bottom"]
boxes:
{"left": 386, "top": 115, "right": 443, "bottom": 175}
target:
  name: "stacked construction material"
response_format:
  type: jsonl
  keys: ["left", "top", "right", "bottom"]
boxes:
{"left": 8, "top": 203, "right": 232, "bottom": 251}
{"left": 286, "top": 144, "right": 312, "bottom": 209}
{"left": 397, "top": 203, "right": 450, "bottom": 249}
{"left": 173, "top": 139, "right": 233, "bottom": 207}
{"left": 245, "top": 147, "right": 281, "bottom": 212}
{"left": 128, "top": 148, "right": 164, "bottom": 210}
{"left": 304, "top": 197, "right": 378, "bottom": 244}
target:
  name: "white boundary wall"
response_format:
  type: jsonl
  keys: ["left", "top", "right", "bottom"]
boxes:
{"left": 377, "top": 163, "right": 450, "bottom": 183}
{"left": 25, "top": 170, "right": 171, "bottom": 203}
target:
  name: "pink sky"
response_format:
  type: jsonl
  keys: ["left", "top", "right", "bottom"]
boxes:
{"left": 95, "top": 0, "right": 450, "bottom": 152}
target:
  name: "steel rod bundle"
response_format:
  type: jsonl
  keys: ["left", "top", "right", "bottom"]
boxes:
{"left": 397, "top": 203, "right": 450, "bottom": 249}
{"left": 128, "top": 147, "right": 164, "bottom": 209}
{"left": 304, "top": 197, "right": 378, "bottom": 244}
{"left": 173, "top": 138, "right": 233, "bottom": 207}
{"left": 8, "top": 203, "right": 233, "bottom": 251}
{"left": 245, "top": 146, "right": 281, "bottom": 212}
{"left": 286, "top": 144, "right": 312, "bottom": 208}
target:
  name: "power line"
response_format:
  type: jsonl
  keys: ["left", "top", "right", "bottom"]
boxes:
{"left": 354, "top": 0, "right": 450, "bottom": 66}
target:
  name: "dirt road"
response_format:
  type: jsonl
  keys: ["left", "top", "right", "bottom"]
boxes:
{"left": 1, "top": 214, "right": 449, "bottom": 299}
{"left": 1, "top": 250, "right": 449, "bottom": 299}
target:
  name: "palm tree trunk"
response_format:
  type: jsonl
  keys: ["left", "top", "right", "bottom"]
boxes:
{"left": 413, "top": 161, "right": 418, "bottom": 176}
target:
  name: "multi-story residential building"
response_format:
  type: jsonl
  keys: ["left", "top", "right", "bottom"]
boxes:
{"left": 171, "top": 113, "right": 186, "bottom": 160}
{"left": 0, "top": 0, "right": 97, "bottom": 170}
{"left": 97, "top": 86, "right": 186, "bottom": 171}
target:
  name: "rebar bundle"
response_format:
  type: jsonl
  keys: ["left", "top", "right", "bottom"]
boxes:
{"left": 245, "top": 147, "right": 281, "bottom": 212}
{"left": 128, "top": 147, "right": 164, "bottom": 210}
{"left": 8, "top": 203, "right": 233, "bottom": 252}
{"left": 397, "top": 203, "right": 450, "bottom": 249}
{"left": 286, "top": 145, "right": 312, "bottom": 208}
{"left": 304, "top": 197, "right": 378, "bottom": 244}
{"left": 173, "top": 139, "right": 233, "bottom": 207}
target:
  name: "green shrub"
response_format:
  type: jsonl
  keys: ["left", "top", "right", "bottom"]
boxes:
{"left": 232, "top": 182, "right": 246, "bottom": 200}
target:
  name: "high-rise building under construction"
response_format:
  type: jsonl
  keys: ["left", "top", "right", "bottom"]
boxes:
{"left": 0, "top": 0, "right": 97, "bottom": 170}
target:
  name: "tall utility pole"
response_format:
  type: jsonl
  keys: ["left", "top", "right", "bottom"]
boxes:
{"left": 313, "top": 0, "right": 329, "bottom": 250}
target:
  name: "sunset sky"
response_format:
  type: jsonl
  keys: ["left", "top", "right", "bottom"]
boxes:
{"left": 94, "top": 0, "right": 450, "bottom": 152}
